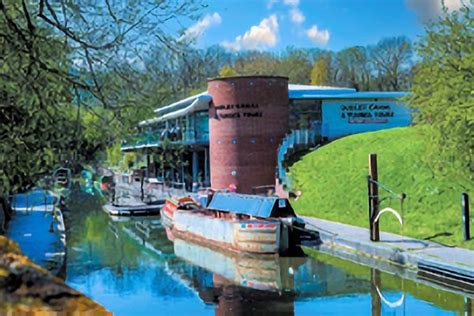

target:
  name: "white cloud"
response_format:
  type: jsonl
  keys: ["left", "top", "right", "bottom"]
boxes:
{"left": 267, "top": 0, "right": 278, "bottom": 9}
{"left": 290, "top": 8, "right": 305, "bottom": 24}
{"left": 405, "top": 0, "right": 468, "bottom": 22}
{"left": 306, "top": 25, "right": 330, "bottom": 46}
{"left": 221, "top": 15, "right": 279, "bottom": 51}
{"left": 283, "top": 0, "right": 299, "bottom": 6}
{"left": 179, "top": 12, "right": 222, "bottom": 42}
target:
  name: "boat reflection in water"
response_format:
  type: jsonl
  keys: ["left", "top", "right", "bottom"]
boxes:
{"left": 121, "top": 217, "right": 383, "bottom": 315}
{"left": 67, "top": 199, "right": 472, "bottom": 316}
{"left": 173, "top": 238, "right": 303, "bottom": 292}
{"left": 173, "top": 237, "right": 302, "bottom": 315}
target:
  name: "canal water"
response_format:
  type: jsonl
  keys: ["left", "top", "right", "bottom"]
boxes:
{"left": 59, "top": 192, "right": 470, "bottom": 315}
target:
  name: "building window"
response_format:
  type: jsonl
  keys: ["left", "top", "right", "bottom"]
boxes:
{"left": 289, "top": 99, "right": 322, "bottom": 130}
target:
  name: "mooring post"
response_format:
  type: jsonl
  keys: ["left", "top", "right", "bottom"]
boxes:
{"left": 370, "top": 268, "right": 381, "bottom": 316}
{"left": 140, "top": 169, "right": 145, "bottom": 202}
{"left": 465, "top": 297, "right": 472, "bottom": 316}
{"left": 369, "top": 153, "right": 380, "bottom": 241}
{"left": 146, "top": 154, "right": 150, "bottom": 178}
{"left": 111, "top": 183, "right": 116, "bottom": 205}
{"left": 367, "top": 175, "right": 373, "bottom": 232}
{"left": 462, "top": 192, "right": 470, "bottom": 241}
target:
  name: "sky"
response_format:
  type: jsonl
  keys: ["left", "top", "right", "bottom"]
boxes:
{"left": 176, "top": 0, "right": 468, "bottom": 52}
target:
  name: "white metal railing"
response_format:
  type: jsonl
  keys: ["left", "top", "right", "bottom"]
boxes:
{"left": 277, "top": 124, "right": 321, "bottom": 189}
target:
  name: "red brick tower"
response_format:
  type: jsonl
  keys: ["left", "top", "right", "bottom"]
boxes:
{"left": 207, "top": 76, "right": 289, "bottom": 193}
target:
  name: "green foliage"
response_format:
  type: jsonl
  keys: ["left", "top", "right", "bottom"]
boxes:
{"left": 290, "top": 127, "right": 473, "bottom": 249}
{"left": 408, "top": 4, "right": 473, "bottom": 177}
{"left": 0, "top": 1, "right": 197, "bottom": 192}
{"left": 152, "top": 140, "right": 188, "bottom": 172}
{"left": 234, "top": 52, "right": 281, "bottom": 75}
{"left": 310, "top": 55, "right": 332, "bottom": 85}
{"left": 219, "top": 65, "right": 237, "bottom": 77}
{"left": 0, "top": 3, "right": 75, "bottom": 192}
{"left": 276, "top": 48, "right": 312, "bottom": 84}
{"left": 122, "top": 152, "right": 137, "bottom": 170}
{"left": 106, "top": 143, "right": 123, "bottom": 169}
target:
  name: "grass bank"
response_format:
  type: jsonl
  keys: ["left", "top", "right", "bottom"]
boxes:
{"left": 290, "top": 126, "right": 473, "bottom": 249}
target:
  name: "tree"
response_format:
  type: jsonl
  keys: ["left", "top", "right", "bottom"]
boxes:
{"left": 371, "top": 36, "right": 412, "bottom": 91}
{"left": 219, "top": 65, "right": 237, "bottom": 77}
{"left": 310, "top": 54, "right": 332, "bottom": 85}
{"left": 335, "top": 46, "right": 371, "bottom": 91}
{"left": 234, "top": 51, "right": 280, "bottom": 76}
{"left": 0, "top": 0, "right": 198, "bottom": 192}
{"left": 277, "top": 48, "right": 312, "bottom": 84}
{"left": 408, "top": 4, "right": 473, "bottom": 178}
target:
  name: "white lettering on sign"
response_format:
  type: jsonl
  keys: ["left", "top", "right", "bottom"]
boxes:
{"left": 215, "top": 103, "right": 263, "bottom": 119}
{"left": 278, "top": 199, "right": 286, "bottom": 208}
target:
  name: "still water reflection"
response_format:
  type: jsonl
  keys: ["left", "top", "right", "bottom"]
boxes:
{"left": 64, "top": 192, "right": 471, "bottom": 315}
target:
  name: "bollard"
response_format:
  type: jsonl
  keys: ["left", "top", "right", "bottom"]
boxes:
{"left": 462, "top": 193, "right": 470, "bottom": 241}
{"left": 368, "top": 153, "right": 380, "bottom": 241}
{"left": 140, "top": 169, "right": 145, "bottom": 201}
{"left": 367, "top": 175, "right": 373, "bottom": 231}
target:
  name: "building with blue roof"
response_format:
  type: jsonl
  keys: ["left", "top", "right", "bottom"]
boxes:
{"left": 122, "top": 77, "right": 412, "bottom": 194}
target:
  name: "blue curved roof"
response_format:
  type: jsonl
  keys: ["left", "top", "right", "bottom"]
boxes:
{"left": 295, "top": 91, "right": 408, "bottom": 100}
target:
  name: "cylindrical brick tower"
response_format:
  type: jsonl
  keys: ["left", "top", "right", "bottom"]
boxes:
{"left": 208, "top": 76, "right": 289, "bottom": 194}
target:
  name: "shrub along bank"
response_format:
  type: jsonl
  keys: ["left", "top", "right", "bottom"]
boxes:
{"left": 290, "top": 126, "right": 473, "bottom": 249}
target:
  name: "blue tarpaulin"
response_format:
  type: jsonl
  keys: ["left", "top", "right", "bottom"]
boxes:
{"left": 10, "top": 189, "right": 56, "bottom": 208}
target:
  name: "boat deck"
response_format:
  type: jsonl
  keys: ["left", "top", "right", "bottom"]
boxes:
{"left": 103, "top": 203, "right": 163, "bottom": 217}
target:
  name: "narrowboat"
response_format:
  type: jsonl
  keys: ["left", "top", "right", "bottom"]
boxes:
{"left": 8, "top": 189, "right": 66, "bottom": 275}
{"left": 103, "top": 202, "right": 162, "bottom": 217}
{"left": 161, "top": 192, "right": 305, "bottom": 255}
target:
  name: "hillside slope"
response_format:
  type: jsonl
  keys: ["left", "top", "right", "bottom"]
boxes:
{"left": 290, "top": 126, "right": 473, "bottom": 249}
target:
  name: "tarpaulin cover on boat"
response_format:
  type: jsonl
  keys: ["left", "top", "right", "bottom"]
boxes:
{"left": 10, "top": 189, "right": 56, "bottom": 209}
{"left": 208, "top": 192, "right": 296, "bottom": 218}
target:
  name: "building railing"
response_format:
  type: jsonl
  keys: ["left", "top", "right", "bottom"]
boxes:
{"left": 122, "top": 128, "right": 209, "bottom": 150}
{"left": 277, "top": 124, "right": 322, "bottom": 189}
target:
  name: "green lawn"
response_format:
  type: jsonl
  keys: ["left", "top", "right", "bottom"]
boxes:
{"left": 289, "top": 126, "right": 474, "bottom": 249}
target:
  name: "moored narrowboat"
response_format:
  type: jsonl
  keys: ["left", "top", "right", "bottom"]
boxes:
{"left": 161, "top": 192, "right": 305, "bottom": 255}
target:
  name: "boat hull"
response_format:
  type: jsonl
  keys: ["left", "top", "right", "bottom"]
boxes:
{"left": 160, "top": 196, "right": 198, "bottom": 228}
{"left": 104, "top": 203, "right": 162, "bottom": 217}
{"left": 171, "top": 209, "right": 289, "bottom": 254}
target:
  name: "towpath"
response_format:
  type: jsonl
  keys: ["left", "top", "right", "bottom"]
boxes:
{"left": 303, "top": 216, "right": 474, "bottom": 291}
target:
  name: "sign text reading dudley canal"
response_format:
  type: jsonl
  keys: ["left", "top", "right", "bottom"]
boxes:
{"left": 340, "top": 103, "right": 394, "bottom": 124}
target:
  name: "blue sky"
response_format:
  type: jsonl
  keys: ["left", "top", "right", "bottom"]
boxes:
{"left": 176, "top": 0, "right": 466, "bottom": 51}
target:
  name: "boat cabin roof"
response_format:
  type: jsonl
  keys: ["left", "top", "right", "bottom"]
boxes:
{"left": 208, "top": 192, "right": 296, "bottom": 218}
